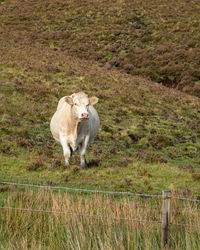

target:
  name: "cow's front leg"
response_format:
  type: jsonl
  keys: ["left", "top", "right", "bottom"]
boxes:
{"left": 79, "top": 136, "right": 89, "bottom": 169}
{"left": 60, "top": 136, "right": 71, "bottom": 167}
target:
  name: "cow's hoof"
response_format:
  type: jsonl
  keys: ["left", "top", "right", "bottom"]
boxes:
{"left": 81, "top": 162, "right": 87, "bottom": 170}
{"left": 65, "top": 160, "right": 70, "bottom": 168}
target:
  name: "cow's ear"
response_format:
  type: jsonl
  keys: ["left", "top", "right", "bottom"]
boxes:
{"left": 89, "top": 96, "right": 99, "bottom": 105}
{"left": 65, "top": 96, "right": 74, "bottom": 105}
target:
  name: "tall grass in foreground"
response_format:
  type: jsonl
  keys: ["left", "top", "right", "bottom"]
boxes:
{"left": 0, "top": 190, "right": 199, "bottom": 249}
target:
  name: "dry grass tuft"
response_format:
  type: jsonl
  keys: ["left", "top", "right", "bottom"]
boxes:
{"left": 0, "top": 190, "right": 199, "bottom": 249}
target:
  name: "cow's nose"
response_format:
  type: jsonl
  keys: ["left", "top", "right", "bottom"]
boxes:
{"left": 81, "top": 113, "right": 88, "bottom": 119}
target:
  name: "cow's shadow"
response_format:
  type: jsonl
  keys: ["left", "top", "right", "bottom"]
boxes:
{"left": 86, "top": 159, "right": 101, "bottom": 169}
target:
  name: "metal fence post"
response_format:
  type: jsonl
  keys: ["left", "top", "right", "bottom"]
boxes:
{"left": 161, "top": 190, "right": 171, "bottom": 248}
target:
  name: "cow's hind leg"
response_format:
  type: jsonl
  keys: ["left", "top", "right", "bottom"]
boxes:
{"left": 60, "top": 136, "right": 71, "bottom": 167}
{"left": 79, "top": 136, "right": 89, "bottom": 169}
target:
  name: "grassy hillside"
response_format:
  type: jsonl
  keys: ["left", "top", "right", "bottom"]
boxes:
{"left": 0, "top": 0, "right": 200, "bottom": 196}
{"left": 1, "top": 0, "right": 200, "bottom": 96}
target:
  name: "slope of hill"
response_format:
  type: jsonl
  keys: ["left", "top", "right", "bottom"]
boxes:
{"left": 0, "top": 0, "right": 200, "bottom": 195}
{"left": 1, "top": 0, "right": 200, "bottom": 96}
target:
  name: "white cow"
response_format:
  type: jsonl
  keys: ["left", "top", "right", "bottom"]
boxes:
{"left": 50, "top": 92, "right": 100, "bottom": 169}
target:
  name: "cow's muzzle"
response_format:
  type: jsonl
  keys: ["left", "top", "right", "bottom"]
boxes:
{"left": 81, "top": 113, "right": 89, "bottom": 119}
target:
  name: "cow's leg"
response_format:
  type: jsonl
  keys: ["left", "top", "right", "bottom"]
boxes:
{"left": 79, "top": 136, "right": 90, "bottom": 169}
{"left": 60, "top": 136, "right": 71, "bottom": 167}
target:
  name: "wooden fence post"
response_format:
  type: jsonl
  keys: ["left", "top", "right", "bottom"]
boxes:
{"left": 161, "top": 190, "right": 171, "bottom": 248}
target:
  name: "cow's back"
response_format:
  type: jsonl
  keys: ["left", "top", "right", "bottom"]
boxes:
{"left": 56, "top": 96, "right": 67, "bottom": 111}
{"left": 50, "top": 97, "right": 70, "bottom": 141}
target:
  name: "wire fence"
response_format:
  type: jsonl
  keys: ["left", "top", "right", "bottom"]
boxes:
{"left": 0, "top": 180, "right": 200, "bottom": 202}
{"left": 0, "top": 205, "right": 159, "bottom": 224}
{"left": 0, "top": 178, "right": 199, "bottom": 243}
{"left": 0, "top": 205, "right": 198, "bottom": 229}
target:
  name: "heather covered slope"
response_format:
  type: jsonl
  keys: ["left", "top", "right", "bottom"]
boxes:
{"left": 1, "top": 0, "right": 200, "bottom": 96}
{"left": 0, "top": 0, "right": 200, "bottom": 195}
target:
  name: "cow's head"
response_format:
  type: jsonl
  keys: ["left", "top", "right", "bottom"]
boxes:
{"left": 65, "top": 92, "right": 98, "bottom": 121}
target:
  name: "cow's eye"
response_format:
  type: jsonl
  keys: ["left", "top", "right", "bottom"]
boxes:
{"left": 74, "top": 103, "right": 78, "bottom": 106}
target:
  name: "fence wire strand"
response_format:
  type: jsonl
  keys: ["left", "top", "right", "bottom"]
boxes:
{"left": 0, "top": 181, "right": 163, "bottom": 198}
{"left": 0, "top": 206, "right": 198, "bottom": 230}
{"left": 0, "top": 205, "right": 160, "bottom": 224}
{"left": 0, "top": 180, "right": 200, "bottom": 202}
